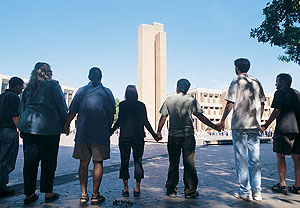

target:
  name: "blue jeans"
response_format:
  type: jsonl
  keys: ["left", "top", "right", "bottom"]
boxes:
{"left": 0, "top": 128, "right": 19, "bottom": 190}
{"left": 232, "top": 129, "right": 261, "bottom": 194}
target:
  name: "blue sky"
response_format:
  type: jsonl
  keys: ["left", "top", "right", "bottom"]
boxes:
{"left": 0, "top": 0, "right": 299, "bottom": 99}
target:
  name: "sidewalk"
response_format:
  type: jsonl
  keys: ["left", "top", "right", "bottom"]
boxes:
{"left": 0, "top": 135, "right": 299, "bottom": 207}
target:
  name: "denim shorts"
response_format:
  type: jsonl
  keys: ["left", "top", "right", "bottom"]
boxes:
{"left": 73, "top": 142, "right": 110, "bottom": 161}
{"left": 273, "top": 133, "right": 300, "bottom": 155}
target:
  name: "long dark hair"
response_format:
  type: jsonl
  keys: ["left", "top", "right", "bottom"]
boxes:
{"left": 26, "top": 62, "right": 52, "bottom": 91}
{"left": 125, "top": 85, "right": 138, "bottom": 102}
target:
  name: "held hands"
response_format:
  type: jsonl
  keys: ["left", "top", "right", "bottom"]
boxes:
{"left": 260, "top": 124, "right": 267, "bottom": 133}
{"left": 155, "top": 132, "right": 163, "bottom": 142}
{"left": 215, "top": 122, "right": 225, "bottom": 131}
{"left": 109, "top": 128, "right": 114, "bottom": 136}
{"left": 63, "top": 124, "right": 70, "bottom": 136}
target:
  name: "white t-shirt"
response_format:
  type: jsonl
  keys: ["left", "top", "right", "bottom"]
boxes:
{"left": 225, "top": 74, "right": 266, "bottom": 129}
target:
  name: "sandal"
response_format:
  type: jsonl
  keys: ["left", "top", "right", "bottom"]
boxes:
{"left": 45, "top": 192, "right": 59, "bottom": 203}
{"left": 122, "top": 190, "right": 129, "bottom": 197}
{"left": 24, "top": 194, "right": 39, "bottom": 205}
{"left": 272, "top": 183, "right": 287, "bottom": 194}
{"left": 133, "top": 189, "right": 140, "bottom": 197}
{"left": 80, "top": 194, "right": 89, "bottom": 205}
{"left": 91, "top": 192, "right": 105, "bottom": 205}
{"left": 288, "top": 185, "right": 300, "bottom": 194}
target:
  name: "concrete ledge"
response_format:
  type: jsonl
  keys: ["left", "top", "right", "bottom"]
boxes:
{"left": 204, "top": 137, "right": 272, "bottom": 145}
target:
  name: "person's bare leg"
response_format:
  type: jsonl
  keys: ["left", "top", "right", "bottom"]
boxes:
{"left": 277, "top": 153, "right": 287, "bottom": 186}
{"left": 79, "top": 160, "right": 90, "bottom": 196}
{"left": 123, "top": 179, "right": 129, "bottom": 192}
{"left": 92, "top": 161, "right": 103, "bottom": 195}
{"left": 135, "top": 180, "right": 141, "bottom": 192}
{"left": 291, "top": 154, "right": 300, "bottom": 187}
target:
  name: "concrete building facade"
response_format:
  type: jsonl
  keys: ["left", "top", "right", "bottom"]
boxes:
{"left": 188, "top": 88, "right": 274, "bottom": 131}
{"left": 138, "top": 22, "right": 167, "bottom": 128}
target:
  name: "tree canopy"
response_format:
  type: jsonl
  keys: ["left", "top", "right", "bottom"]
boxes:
{"left": 250, "top": 0, "right": 300, "bottom": 65}
{"left": 113, "top": 97, "right": 120, "bottom": 124}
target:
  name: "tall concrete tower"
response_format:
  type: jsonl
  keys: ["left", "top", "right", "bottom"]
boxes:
{"left": 138, "top": 22, "right": 166, "bottom": 129}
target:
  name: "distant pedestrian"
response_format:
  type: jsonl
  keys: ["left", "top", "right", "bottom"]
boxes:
{"left": 216, "top": 58, "right": 265, "bottom": 201}
{"left": 18, "top": 62, "right": 67, "bottom": 204}
{"left": 0, "top": 77, "right": 24, "bottom": 197}
{"left": 64, "top": 67, "right": 115, "bottom": 205}
{"left": 110, "top": 85, "right": 158, "bottom": 197}
{"left": 157, "top": 78, "right": 218, "bottom": 199}
{"left": 261, "top": 73, "right": 300, "bottom": 194}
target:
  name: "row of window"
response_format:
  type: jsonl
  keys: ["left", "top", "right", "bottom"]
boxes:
{"left": 201, "top": 106, "right": 223, "bottom": 110}
{"left": 202, "top": 93, "right": 221, "bottom": 98}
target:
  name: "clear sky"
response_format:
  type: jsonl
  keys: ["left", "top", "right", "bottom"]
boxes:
{"left": 0, "top": 0, "right": 299, "bottom": 99}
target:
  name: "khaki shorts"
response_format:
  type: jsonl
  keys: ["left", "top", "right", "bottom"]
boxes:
{"left": 273, "top": 133, "right": 300, "bottom": 155}
{"left": 73, "top": 142, "right": 110, "bottom": 162}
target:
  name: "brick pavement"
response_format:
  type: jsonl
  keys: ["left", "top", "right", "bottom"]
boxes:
{"left": 0, "top": 142, "right": 300, "bottom": 208}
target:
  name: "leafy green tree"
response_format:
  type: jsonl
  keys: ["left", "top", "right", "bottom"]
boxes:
{"left": 114, "top": 98, "right": 120, "bottom": 124}
{"left": 250, "top": 0, "right": 300, "bottom": 65}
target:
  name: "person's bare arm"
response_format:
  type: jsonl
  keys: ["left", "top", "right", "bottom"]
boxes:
{"left": 64, "top": 112, "right": 77, "bottom": 135}
{"left": 216, "top": 101, "right": 234, "bottom": 130}
{"left": 12, "top": 116, "right": 19, "bottom": 127}
{"left": 261, "top": 108, "right": 280, "bottom": 133}
{"left": 157, "top": 115, "right": 167, "bottom": 140}
{"left": 194, "top": 113, "right": 217, "bottom": 130}
{"left": 261, "top": 102, "right": 265, "bottom": 119}
{"left": 109, "top": 116, "right": 114, "bottom": 128}
{"left": 145, "top": 119, "right": 158, "bottom": 140}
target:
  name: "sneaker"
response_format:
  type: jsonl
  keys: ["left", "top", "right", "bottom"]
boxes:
{"left": 252, "top": 190, "right": 262, "bottom": 201}
{"left": 185, "top": 191, "right": 199, "bottom": 199}
{"left": 166, "top": 191, "right": 177, "bottom": 198}
{"left": 233, "top": 191, "right": 253, "bottom": 201}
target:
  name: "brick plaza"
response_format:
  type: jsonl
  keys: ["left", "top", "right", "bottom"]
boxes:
{"left": 0, "top": 135, "right": 299, "bottom": 208}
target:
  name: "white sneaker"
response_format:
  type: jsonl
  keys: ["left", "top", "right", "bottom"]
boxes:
{"left": 233, "top": 191, "right": 253, "bottom": 201}
{"left": 252, "top": 190, "right": 262, "bottom": 201}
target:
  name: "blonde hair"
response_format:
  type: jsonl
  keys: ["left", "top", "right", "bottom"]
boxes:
{"left": 27, "top": 62, "right": 52, "bottom": 90}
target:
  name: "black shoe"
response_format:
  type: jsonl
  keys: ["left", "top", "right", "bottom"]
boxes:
{"left": 122, "top": 190, "right": 129, "bottom": 197}
{"left": 133, "top": 189, "right": 140, "bottom": 197}
{"left": 45, "top": 193, "right": 59, "bottom": 203}
{"left": 0, "top": 187, "right": 15, "bottom": 197}
{"left": 24, "top": 194, "right": 39, "bottom": 205}
{"left": 185, "top": 191, "right": 199, "bottom": 199}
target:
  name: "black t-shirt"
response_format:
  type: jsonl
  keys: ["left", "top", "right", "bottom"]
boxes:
{"left": 112, "top": 100, "right": 155, "bottom": 139}
{"left": 271, "top": 87, "right": 300, "bottom": 134}
{"left": 0, "top": 89, "right": 20, "bottom": 129}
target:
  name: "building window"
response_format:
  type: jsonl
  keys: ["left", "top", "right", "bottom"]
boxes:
{"left": 64, "top": 89, "right": 74, "bottom": 106}
{"left": 1, "top": 79, "right": 9, "bottom": 94}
